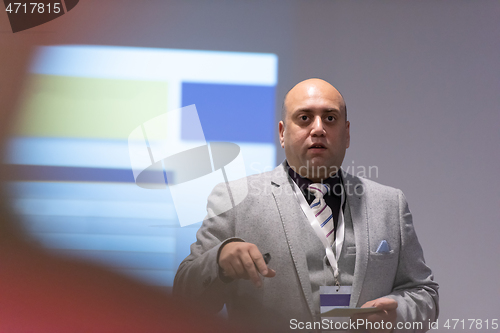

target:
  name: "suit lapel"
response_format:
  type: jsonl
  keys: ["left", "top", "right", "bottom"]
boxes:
{"left": 270, "top": 163, "right": 315, "bottom": 318}
{"left": 268, "top": 164, "right": 370, "bottom": 312}
{"left": 342, "top": 171, "right": 369, "bottom": 307}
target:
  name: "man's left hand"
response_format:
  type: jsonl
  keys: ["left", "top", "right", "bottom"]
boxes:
{"left": 353, "top": 297, "right": 398, "bottom": 333}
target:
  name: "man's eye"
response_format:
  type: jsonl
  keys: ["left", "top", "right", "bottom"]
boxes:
{"left": 327, "top": 116, "right": 334, "bottom": 121}
{"left": 301, "top": 115, "right": 308, "bottom": 121}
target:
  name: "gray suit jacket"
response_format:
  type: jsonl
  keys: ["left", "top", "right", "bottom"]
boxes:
{"left": 173, "top": 162, "right": 439, "bottom": 332}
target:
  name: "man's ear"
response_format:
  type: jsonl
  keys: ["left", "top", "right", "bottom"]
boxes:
{"left": 345, "top": 120, "right": 350, "bottom": 149}
{"left": 278, "top": 121, "right": 285, "bottom": 148}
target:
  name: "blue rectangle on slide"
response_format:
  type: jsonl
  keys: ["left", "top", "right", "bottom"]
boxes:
{"left": 181, "top": 82, "right": 275, "bottom": 143}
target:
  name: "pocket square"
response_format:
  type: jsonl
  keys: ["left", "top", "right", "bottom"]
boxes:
{"left": 376, "top": 240, "right": 391, "bottom": 253}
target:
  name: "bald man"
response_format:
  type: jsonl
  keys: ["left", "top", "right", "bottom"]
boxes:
{"left": 174, "top": 79, "right": 438, "bottom": 332}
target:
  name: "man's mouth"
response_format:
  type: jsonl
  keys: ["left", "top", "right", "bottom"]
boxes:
{"left": 309, "top": 144, "right": 326, "bottom": 150}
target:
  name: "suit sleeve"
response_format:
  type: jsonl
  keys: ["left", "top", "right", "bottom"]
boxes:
{"left": 172, "top": 182, "right": 241, "bottom": 314}
{"left": 384, "top": 190, "right": 439, "bottom": 332}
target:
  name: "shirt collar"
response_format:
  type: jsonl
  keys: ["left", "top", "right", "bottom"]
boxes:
{"left": 286, "top": 162, "right": 342, "bottom": 196}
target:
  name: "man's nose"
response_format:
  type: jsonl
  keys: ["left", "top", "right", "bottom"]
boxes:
{"left": 310, "top": 116, "right": 325, "bottom": 136}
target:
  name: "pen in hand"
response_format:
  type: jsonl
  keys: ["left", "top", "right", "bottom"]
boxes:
{"left": 263, "top": 252, "right": 271, "bottom": 265}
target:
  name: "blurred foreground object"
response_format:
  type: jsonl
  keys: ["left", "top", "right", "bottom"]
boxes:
{"left": 0, "top": 12, "right": 245, "bottom": 333}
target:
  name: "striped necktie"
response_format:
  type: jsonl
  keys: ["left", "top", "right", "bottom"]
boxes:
{"left": 308, "top": 183, "right": 334, "bottom": 245}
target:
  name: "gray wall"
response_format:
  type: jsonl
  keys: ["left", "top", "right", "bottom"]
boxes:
{"left": 5, "top": 0, "right": 500, "bottom": 327}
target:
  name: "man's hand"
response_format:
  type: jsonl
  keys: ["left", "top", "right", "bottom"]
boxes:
{"left": 353, "top": 297, "right": 398, "bottom": 333}
{"left": 218, "top": 242, "right": 276, "bottom": 288}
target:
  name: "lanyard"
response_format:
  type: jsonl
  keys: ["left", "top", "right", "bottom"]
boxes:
{"left": 291, "top": 179, "right": 345, "bottom": 285}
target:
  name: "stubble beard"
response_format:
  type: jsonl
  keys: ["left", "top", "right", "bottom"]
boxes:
{"left": 293, "top": 159, "right": 341, "bottom": 181}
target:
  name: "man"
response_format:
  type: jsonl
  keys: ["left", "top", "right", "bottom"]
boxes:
{"left": 173, "top": 79, "right": 438, "bottom": 332}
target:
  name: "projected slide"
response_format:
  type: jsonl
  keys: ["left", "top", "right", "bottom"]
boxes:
{"left": 129, "top": 104, "right": 249, "bottom": 227}
{"left": 6, "top": 46, "right": 278, "bottom": 287}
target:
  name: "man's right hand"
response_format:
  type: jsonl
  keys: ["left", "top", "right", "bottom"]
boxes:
{"left": 218, "top": 242, "right": 276, "bottom": 288}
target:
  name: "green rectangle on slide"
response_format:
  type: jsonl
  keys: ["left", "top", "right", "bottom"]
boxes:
{"left": 14, "top": 75, "right": 169, "bottom": 140}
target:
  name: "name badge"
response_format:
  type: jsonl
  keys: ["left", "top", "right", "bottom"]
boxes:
{"left": 320, "top": 286, "right": 352, "bottom": 332}
{"left": 320, "top": 286, "right": 352, "bottom": 315}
